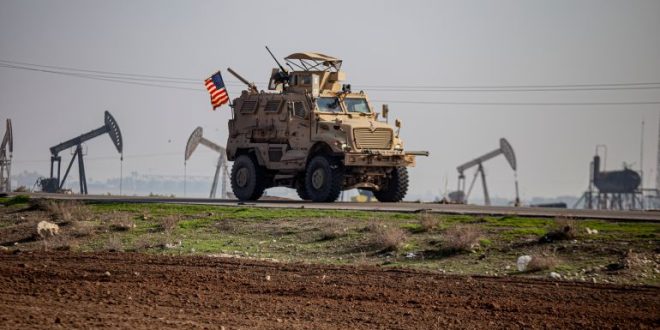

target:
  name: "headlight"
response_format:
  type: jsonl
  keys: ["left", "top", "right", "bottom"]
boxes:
{"left": 394, "top": 144, "right": 403, "bottom": 150}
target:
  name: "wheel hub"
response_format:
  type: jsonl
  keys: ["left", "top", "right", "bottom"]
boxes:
{"left": 236, "top": 167, "right": 249, "bottom": 187}
{"left": 311, "top": 168, "right": 325, "bottom": 190}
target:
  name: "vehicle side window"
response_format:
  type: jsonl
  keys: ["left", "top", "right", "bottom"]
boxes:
{"left": 316, "top": 97, "right": 342, "bottom": 113}
{"left": 292, "top": 101, "right": 306, "bottom": 118}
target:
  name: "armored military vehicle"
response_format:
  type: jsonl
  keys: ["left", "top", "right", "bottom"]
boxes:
{"left": 225, "top": 48, "right": 428, "bottom": 202}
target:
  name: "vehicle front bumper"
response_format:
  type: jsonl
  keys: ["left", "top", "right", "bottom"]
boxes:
{"left": 343, "top": 150, "right": 417, "bottom": 167}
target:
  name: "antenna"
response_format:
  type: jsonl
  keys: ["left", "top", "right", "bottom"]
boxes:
{"left": 184, "top": 126, "right": 229, "bottom": 199}
{"left": 0, "top": 119, "right": 13, "bottom": 192}
{"left": 40, "top": 111, "right": 123, "bottom": 194}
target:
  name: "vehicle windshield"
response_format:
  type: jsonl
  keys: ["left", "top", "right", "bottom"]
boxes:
{"left": 344, "top": 98, "right": 371, "bottom": 114}
{"left": 316, "top": 97, "right": 342, "bottom": 113}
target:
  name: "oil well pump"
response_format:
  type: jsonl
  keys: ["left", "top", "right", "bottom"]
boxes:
{"left": 0, "top": 119, "right": 13, "bottom": 193}
{"left": 449, "top": 138, "right": 519, "bottom": 206}
{"left": 185, "top": 127, "right": 229, "bottom": 199}
{"left": 40, "top": 111, "right": 123, "bottom": 194}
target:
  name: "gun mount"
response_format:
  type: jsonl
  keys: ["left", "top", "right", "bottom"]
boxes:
{"left": 40, "top": 111, "right": 123, "bottom": 194}
{"left": 185, "top": 127, "right": 229, "bottom": 199}
{"left": 0, "top": 119, "right": 12, "bottom": 193}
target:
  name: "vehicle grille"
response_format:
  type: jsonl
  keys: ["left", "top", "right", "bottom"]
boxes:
{"left": 353, "top": 128, "right": 393, "bottom": 150}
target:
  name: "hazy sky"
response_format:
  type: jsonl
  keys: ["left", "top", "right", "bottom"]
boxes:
{"left": 1, "top": 0, "right": 659, "bottom": 201}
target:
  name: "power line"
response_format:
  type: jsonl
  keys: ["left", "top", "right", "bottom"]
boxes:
{"left": 362, "top": 86, "right": 660, "bottom": 92}
{"left": 1, "top": 59, "right": 659, "bottom": 106}
{"left": 372, "top": 99, "right": 660, "bottom": 106}
{"left": 3, "top": 58, "right": 660, "bottom": 91}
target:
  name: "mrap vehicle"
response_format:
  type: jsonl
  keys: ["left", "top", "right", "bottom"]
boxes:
{"left": 225, "top": 49, "right": 428, "bottom": 202}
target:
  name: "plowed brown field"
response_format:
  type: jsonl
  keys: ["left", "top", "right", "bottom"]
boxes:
{"left": 0, "top": 252, "right": 658, "bottom": 329}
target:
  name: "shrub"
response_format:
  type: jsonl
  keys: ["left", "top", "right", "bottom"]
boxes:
{"left": 541, "top": 218, "right": 579, "bottom": 242}
{"left": 159, "top": 215, "right": 180, "bottom": 234}
{"left": 526, "top": 255, "right": 559, "bottom": 272}
{"left": 69, "top": 221, "right": 96, "bottom": 237}
{"left": 442, "top": 225, "right": 482, "bottom": 252}
{"left": 110, "top": 215, "right": 135, "bottom": 232}
{"left": 104, "top": 235, "right": 124, "bottom": 252}
{"left": 44, "top": 201, "right": 93, "bottom": 223}
{"left": 369, "top": 222, "right": 407, "bottom": 251}
{"left": 318, "top": 218, "right": 347, "bottom": 241}
{"left": 419, "top": 213, "right": 439, "bottom": 232}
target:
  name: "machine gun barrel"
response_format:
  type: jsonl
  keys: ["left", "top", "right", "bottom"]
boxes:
{"left": 265, "top": 46, "right": 288, "bottom": 74}
{"left": 227, "top": 67, "right": 257, "bottom": 93}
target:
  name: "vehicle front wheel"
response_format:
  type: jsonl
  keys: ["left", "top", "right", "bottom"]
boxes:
{"left": 374, "top": 167, "right": 408, "bottom": 203}
{"left": 305, "top": 155, "right": 343, "bottom": 202}
{"left": 295, "top": 176, "right": 310, "bottom": 200}
{"left": 230, "top": 154, "right": 266, "bottom": 201}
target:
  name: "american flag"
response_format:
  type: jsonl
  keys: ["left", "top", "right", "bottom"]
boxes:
{"left": 205, "top": 71, "right": 229, "bottom": 110}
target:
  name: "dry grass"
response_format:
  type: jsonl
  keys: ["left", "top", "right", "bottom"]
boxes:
{"left": 419, "top": 213, "right": 439, "bottom": 232}
{"left": 43, "top": 201, "right": 94, "bottom": 224}
{"left": 159, "top": 215, "right": 180, "bottom": 234}
{"left": 104, "top": 235, "right": 124, "bottom": 252}
{"left": 110, "top": 214, "right": 135, "bottom": 232}
{"left": 368, "top": 222, "right": 407, "bottom": 252}
{"left": 133, "top": 235, "right": 167, "bottom": 251}
{"left": 68, "top": 221, "right": 96, "bottom": 237}
{"left": 441, "top": 224, "right": 482, "bottom": 252}
{"left": 318, "top": 218, "right": 348, "bottom": 241}
{"left": 41, "top": 234, "right": 79, "bottom": 252}
{"left": 526, "top": 255, "right": 559, "bottom": 272}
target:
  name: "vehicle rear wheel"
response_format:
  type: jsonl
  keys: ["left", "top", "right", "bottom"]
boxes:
{"left": 230, "top": 154, "right": 266, "bottom": 201}
{"left": 374, "top": 167, "right": 408, "bottom": 202}
{"left": 305, "top": 155, "right": 343, "bottom": 202}
{"left": 295, "top": 176, "right": 310, "bottom": 200}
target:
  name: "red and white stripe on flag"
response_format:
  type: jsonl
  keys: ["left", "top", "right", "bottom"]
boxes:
{"left": 204, "top": 72, "right": 229, "bottom": 110}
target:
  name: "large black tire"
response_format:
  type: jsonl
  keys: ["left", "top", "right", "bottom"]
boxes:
{"left": 295, "top": 176, "right": 310, "bottom": 201}
{"left": 374, "top": 167, "right": 408, "bottom": 203}
{"left": 230, "top": 154, "right": 267, "bottom": 201}
{"left": 305, "top": 155, "right": 343, "bottom": 202}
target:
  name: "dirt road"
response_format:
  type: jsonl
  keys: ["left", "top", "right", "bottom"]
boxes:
{"left": 1, "top": 252, "right": 658, "bottom": 329}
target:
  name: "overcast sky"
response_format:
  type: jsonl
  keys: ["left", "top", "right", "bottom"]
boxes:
{"left": 1, "top": 0, "right": 659, "bottom": 201}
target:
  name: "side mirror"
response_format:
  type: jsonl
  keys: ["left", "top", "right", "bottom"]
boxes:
{"left": 395, "top": 119, "right": 402, "bottom": 137}
{"left": 382, "top": 104, "right": 389, "bottom": 123}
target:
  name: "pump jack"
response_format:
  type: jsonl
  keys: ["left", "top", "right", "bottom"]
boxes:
{"left": 40, "top": 111, "right": 122, "bottom": 194}
{"left": 185, "top": 127, "right": 229, "bottom": 199}
{"left": 0, "top": 119, "right": 12, "bottom": 193}
{"left": 449, "top": 138, "right": 519, "bottom": 206}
